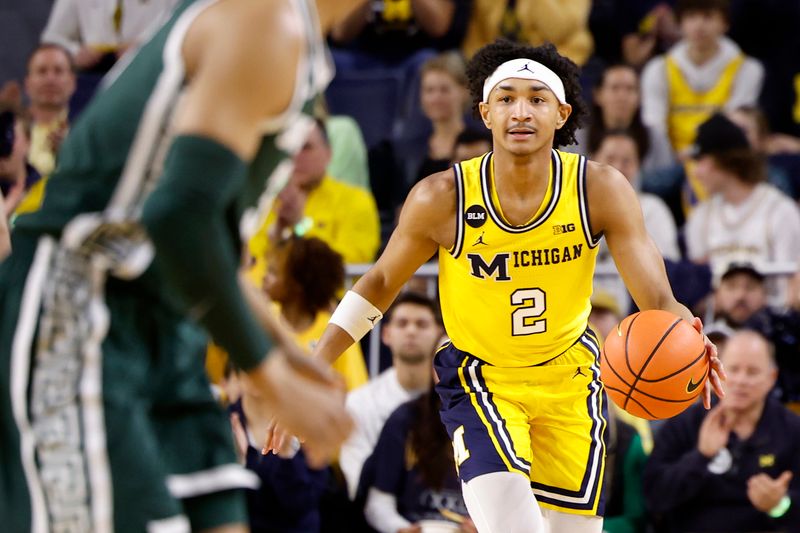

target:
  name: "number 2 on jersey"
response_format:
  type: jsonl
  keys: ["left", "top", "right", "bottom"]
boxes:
{"left": 511, "top": 288, "right": 546, "bottom": 335}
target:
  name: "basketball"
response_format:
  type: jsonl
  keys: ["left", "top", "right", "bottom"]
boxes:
{"left": 600, "top": 310, "right": 708, "bottom": 420}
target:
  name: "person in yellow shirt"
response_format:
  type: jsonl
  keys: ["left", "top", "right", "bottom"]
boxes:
{"left": 263, "top": 235, "right": 368, "bottom": 391}
{"left": 249, "top": 118, "right": 380, "bottom": 283}
{"left": 304, "top": 40, "right": 725, "bottom": 532}
{"left": 23, "top": 44, "right": 76, "bottom": 177}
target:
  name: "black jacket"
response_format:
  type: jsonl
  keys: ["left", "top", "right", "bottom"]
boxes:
{"left": 643, "top": 399, "right": 800, "bottom": 532}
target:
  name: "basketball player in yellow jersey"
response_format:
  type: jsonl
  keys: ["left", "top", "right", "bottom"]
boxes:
{"left": 304, "top": 40, "right": 726, "bottom": 533}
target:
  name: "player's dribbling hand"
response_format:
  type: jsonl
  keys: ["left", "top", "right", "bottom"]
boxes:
{"left": 690, "top": 317, "right": 726, "bottom": 409}
{"left": 244, "top": 351, "right": 352, "bottom": 468}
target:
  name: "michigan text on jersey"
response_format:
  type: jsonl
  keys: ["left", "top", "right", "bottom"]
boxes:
{"left": 467, "top": 244, "right": 584, "bottom": 280}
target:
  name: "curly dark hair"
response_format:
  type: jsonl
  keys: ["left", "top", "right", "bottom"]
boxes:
{"left": 466, "top": 40, "right": 588, "bottom": 147}
{"left": 281, "top": 236, "right": 345, "bottom": 314}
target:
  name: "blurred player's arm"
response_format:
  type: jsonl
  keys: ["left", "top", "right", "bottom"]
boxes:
{"left": 0, "top": 191, "right": 10, "bottom": 260}
{"left": 142, "top": 4, "right": 303, "bottom": 371}
{"left": 313, "top": 170, "right": 454, "bottom": 365}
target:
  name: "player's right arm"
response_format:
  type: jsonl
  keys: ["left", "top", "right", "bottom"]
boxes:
{"left": 313, "top": 170, "right": 456, "bottom": 365}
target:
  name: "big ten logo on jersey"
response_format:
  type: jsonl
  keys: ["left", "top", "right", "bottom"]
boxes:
{"left": 465, "top": 205, "right": 487, "bottom": 228}
{"left": 552, "top": 223, "right": 575, "bottom": 235}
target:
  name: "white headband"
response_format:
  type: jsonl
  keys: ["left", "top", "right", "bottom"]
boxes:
{"left": 482, "top": 58, "right": 567, "bottom": 104}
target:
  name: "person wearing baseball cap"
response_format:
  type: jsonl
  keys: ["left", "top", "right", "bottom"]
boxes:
{"left": 685, "top": 113, "right": 800, "bottom": 307}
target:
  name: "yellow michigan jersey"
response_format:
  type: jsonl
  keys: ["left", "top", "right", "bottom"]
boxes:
{"left": 439, "top": 149, "right": 600, "bottom": 367}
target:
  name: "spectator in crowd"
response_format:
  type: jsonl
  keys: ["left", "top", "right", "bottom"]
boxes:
{"left": 644, "top": 329, "right": 800, "bottom": 532}
{"left": 451, "top": 127, "right": 491, "bottom": 164}
{"left": 364, "top": 390, "right": 477, "bottom": 533}
{"left": 747, "top": 307, "right": 800, "bottom": 412}
{"left": 684, "top": 113, "right": 800, "bottom": 306}
{"left": 23, "top": 44, "right": 75, "bottom": 177}
{"left": 414, "top": 52, "right": 468, "bottom": 183}
{"left": 263, "top": 235, "right": 368, "bottom": 392}
{"left": 339, "top": 292, "right": 443, "bottom": 499}
{"left": 745, "top": 270, "right": 800, "bottom": 409}
{"left": 589, "top": 1, "right": 681, "bottom": 70}
{"left": 591, "top": 129, "right": 679, "bottom": 314}
{"left": 707, "top": 261, "right": 767, "bottom": 331}
{"left": 726, "top": 106, "right": 799, "bottom": 199}
{"left": 462, "top": 0, "right": 593, "bottom": 66}
{"left": 248, "top": 118, "right": 381, "bottom": 283}
{"left": 315, "top": 92, "right": 371, "bottom": 191}
{"left": 0, "top": 108, "right": 42, "bottom": 216}
{"left": 641, "top": 0, "right": 763, "bottom": 158}
{"left": 325, "top": 114, "right": 371, "bottom": 192}
{"left": 41, "top": 0, "right": 179, "bottom": 73}
{"left": 579, "top": 63, "right": 674, "bottom": 173}
{"left": 329, "top": 0, "right": 472, "bottom": 70}
{"left": 224, "top": 364, "right": 329, "bottom": 533}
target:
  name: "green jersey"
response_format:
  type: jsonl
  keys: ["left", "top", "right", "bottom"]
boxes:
{"left": 16, "top": 0, "right": 331, "bottom": 278}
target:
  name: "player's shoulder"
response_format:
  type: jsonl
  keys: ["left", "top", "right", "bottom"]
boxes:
{"left": 411, "top": 167, "right": 456, "bottom": 202}
{"left": 409, "top": 167, "right": 457, "bottom": 208}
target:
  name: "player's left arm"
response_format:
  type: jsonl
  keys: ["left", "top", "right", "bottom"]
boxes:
{"left": 587, "top": 161, "right": 725, "bottom": 406}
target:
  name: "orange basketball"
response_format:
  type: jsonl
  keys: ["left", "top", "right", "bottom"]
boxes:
{"left": 600, "top": 310, "right": 708, "bottom": 420}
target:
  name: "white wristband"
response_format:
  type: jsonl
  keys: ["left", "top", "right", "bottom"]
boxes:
{"left": 329, "top": 290, "right": 383, "bottom": 342}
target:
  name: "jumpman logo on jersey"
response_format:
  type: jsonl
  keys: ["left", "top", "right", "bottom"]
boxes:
{"left": 573, "top": 366, "right": 586, "bottom": 379}
{"left": 367, "top": 315, "right": 380, "bottom": 324}
{"left": 517, "top": 63, "right": 534, "bottom": 74}
{"left": 472, "top": 232, "right": 488, "bottom": 246}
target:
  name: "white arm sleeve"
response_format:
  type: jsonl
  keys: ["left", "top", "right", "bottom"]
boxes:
{"left": 364, "top": 488, "right": 412, "bottom": 533}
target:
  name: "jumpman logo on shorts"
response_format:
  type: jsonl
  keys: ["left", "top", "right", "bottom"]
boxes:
{"left": 573, "top": 366, "right": 586, "bottom": 379}
{"left": 517, "top": 63, "right": 534, "bottom": 74}
{"left": 472, "top": 232, "right": 488, "bottom": 246}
